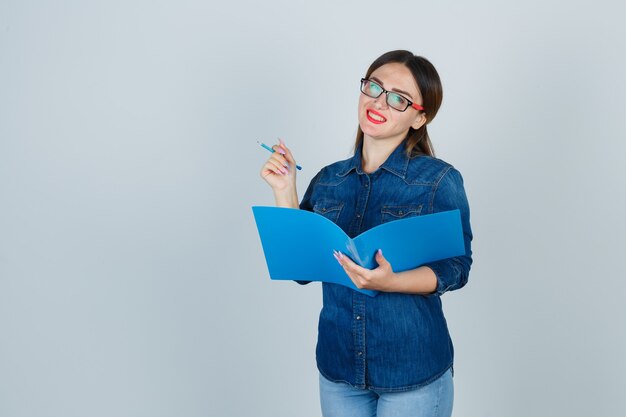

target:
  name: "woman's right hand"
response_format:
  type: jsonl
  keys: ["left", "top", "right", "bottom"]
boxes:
{"left": 260, "top": 138, "right": 298, "bottom": 192}
{"left": 260, "top": 138, "right": 300, "bottom": 208}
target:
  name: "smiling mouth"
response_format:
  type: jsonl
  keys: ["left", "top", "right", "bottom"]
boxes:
{"left": 367, "top": 110, "right": 386, "bottom": 124}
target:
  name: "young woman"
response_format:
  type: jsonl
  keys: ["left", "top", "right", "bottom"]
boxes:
{"left": 260, "top": 50, "right": 473, "bottom": 417}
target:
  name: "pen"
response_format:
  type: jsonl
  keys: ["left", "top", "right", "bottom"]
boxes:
{"left": 257, "top": 141, "right": 302, "bottom": 170}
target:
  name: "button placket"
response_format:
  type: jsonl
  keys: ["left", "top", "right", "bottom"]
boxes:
{"left": 352, "top": 293, "right": 367, "bottom": 387}
{"left": 348, "top": 173, "right": 371, "bottom": 237}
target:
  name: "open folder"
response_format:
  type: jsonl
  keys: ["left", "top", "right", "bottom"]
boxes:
{"left": 252, "top": 206, "right": 465, "bottom": 297}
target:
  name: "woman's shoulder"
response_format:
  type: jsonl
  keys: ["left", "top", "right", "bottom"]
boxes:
{"left": 405, "top": 155, "right": 463, "bottom": 185}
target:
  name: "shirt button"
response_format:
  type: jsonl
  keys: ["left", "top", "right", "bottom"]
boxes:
{"left": 356, "top": 316, "right": 361, "bottom": 320}
{"left": 357, "top": 352, "right": 363, "bottom": 356}
{"left": 356, "top": 214, "right": 361, "bottom": 218}
{"left": 365, "top": 183, "right": 368, "bottom": 187}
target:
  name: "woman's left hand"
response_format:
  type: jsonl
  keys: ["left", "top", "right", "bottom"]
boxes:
{"left": 333, "top": 249, "right": 397, "bottom": 292}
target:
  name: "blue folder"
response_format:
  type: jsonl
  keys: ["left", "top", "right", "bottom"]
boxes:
{"left": 252, "top": 206, "right": 465, "bottom": 297}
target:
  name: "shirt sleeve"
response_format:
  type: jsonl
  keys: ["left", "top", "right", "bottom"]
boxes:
{"left": 422, "top": 166, "right": 473, "bottom": 296}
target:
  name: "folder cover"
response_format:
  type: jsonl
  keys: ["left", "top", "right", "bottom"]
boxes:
{"left": 252, "top": 206, "right": 465, "bottom": 297}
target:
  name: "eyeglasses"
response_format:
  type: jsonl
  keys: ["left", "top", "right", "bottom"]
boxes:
{"left": 360, "top": 78, "right": 425, "bottom": 112}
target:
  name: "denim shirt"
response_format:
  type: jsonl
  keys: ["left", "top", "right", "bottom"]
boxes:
{"left": 299, "top": 141, "right": 473, "bottom": 392}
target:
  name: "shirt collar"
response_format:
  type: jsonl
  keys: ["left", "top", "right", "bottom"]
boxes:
{"left": 337, "top": 141, "right": 410, "bottom": 179}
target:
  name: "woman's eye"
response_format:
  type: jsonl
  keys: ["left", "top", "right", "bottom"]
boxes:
{"left": 390, "top": 94, "right": 406, "bottom": 106}
{"left": 369, "top": 83, "right": 382, "bottom": 95}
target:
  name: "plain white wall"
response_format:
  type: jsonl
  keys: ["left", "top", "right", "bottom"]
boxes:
{"left": 1, "top": 1, "right": 625, "bottom": 416}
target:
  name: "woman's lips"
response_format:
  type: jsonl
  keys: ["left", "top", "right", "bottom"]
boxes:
{"left": 366, "top": 109, "right": 387, "bottom": 124}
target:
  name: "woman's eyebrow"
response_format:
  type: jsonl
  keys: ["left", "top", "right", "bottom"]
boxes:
{"left": 371, "top": 76, "right": 414, "bottom": 100}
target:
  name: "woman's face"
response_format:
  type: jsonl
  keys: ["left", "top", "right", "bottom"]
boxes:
{"left": 358, "top": 62, "right": 426, "bottom": 145}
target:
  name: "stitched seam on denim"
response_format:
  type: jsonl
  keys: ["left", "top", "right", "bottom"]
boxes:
{"left": 381, "top": 165, "right": 406, "bottom": 179}
{"left": 317, "top": 175, "right": 350, "bottom": 186}
{"left": 428, "top": 165, "right": 452, "bottom": 214}
{"left": 337, "top": 167, "right": 356, "bottom": 177}
{"left": 334, "top": 153, "right": 360, "bottom": 177}
{"left": 403, "top": 156, "right": 451, "bottom": 185}
{"left": 340, "top": 153, "right": 362, "bottom": 176}
{"left": 316, "top": 164, "right": 351, "bottom": 185}
{"left": 381, "top": 147, "right": 409, "bottom": 179}
{"left": 428, "top": 263, "right": 451, "bottom": 295}
{"left": 381, "top": 205, "right": 423, "bottom": 224}
{"left": 313, "top": 201, "right": 344, "bottom": 223}
{"left": 358, "top": 299, "right": 366, "bottom": 381}
{"left": 351, "top": 293, "right": 367, "bottom": 388}
{"left": 402, "top": 179, "right": 437, "bottom": 186}
{"left": 366, "top": 363, "right": 453, "bottom": 392}
{"left": 443, "top": 259, "right": 464, "bottom": 294}
{"left": 356, "top": 175, "right": 371, "bottom": 233}
{"left": 381, "top": 204, "right": 422, "bottom": 215}
{"left": 318, "top": 369, "right": 356, "bottom": 388}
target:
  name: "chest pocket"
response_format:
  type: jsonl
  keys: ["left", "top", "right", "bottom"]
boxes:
{"left": 313, "top": 200, "right": 344, "bottom": 223}
{"left": 381, "top": 204, "right": 423, "bottom": 224}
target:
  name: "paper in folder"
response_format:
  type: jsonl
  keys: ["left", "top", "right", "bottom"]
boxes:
{"left": 252, "top": 206, "right": 465, "bottom": 297}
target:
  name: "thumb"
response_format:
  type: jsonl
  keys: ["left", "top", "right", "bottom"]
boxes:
{"left": 375, "top": 249, "right": 390, "bottom": 268}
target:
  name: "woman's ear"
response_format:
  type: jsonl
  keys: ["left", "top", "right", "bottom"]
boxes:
{"left": 411, "top": 113, "right": 427, "bottom": 130}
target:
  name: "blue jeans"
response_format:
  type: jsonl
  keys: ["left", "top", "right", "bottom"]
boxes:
{"left": 319, "top": 368, "right": 453, "bottom": 417}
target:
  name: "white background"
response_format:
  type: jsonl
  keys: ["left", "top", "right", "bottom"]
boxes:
{"left": 1, "top": 1, "right": 625, "bottom": 416}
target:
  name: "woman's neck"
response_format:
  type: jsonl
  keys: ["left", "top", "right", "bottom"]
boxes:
{"left": 361, "top": 136, "right": 403, "bottom": 174}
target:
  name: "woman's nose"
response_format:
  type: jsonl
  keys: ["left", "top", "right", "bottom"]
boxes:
{"left": 374, "top": 92, "right": 388, "bottom": 109}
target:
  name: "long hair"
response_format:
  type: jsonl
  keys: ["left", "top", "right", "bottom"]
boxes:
{"left": 355, "top": 50, "right": 443, "bottom": 157}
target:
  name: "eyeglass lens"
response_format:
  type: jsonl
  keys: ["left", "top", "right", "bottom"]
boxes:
{"left": 361, "top": 79, "right": 410, "bottom": 111}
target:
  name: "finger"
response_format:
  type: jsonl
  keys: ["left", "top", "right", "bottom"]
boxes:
{"left": 269, "top": 152, "right": 289, "bottom": 168}
{"left": 335, "top": 251, "right": 369, "bottom": 276}
{"left": 277, "top": 138, "right": 298, "bottom": 166}
{"left": 271, "top": 144, "right": 286, "bottom": 155}
{"left": 334, "top": 251, "right": 363, "bottom": 288}
{"left": 268, "top": 159, "right": 288, "bottom": 175}
{"left": 273, "top": 142, "right": 296, "bottom": 170}
{"left": 262, "top": 160, "right": 286, "bottom": 176}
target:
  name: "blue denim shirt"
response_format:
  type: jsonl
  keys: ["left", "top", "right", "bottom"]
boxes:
{"left": 299, "top": 141, "right": 473, "bottom": 392}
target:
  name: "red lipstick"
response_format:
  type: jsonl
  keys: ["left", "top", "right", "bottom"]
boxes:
{"left": 366, "top": 109, "right": 387, "bottom": 124}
